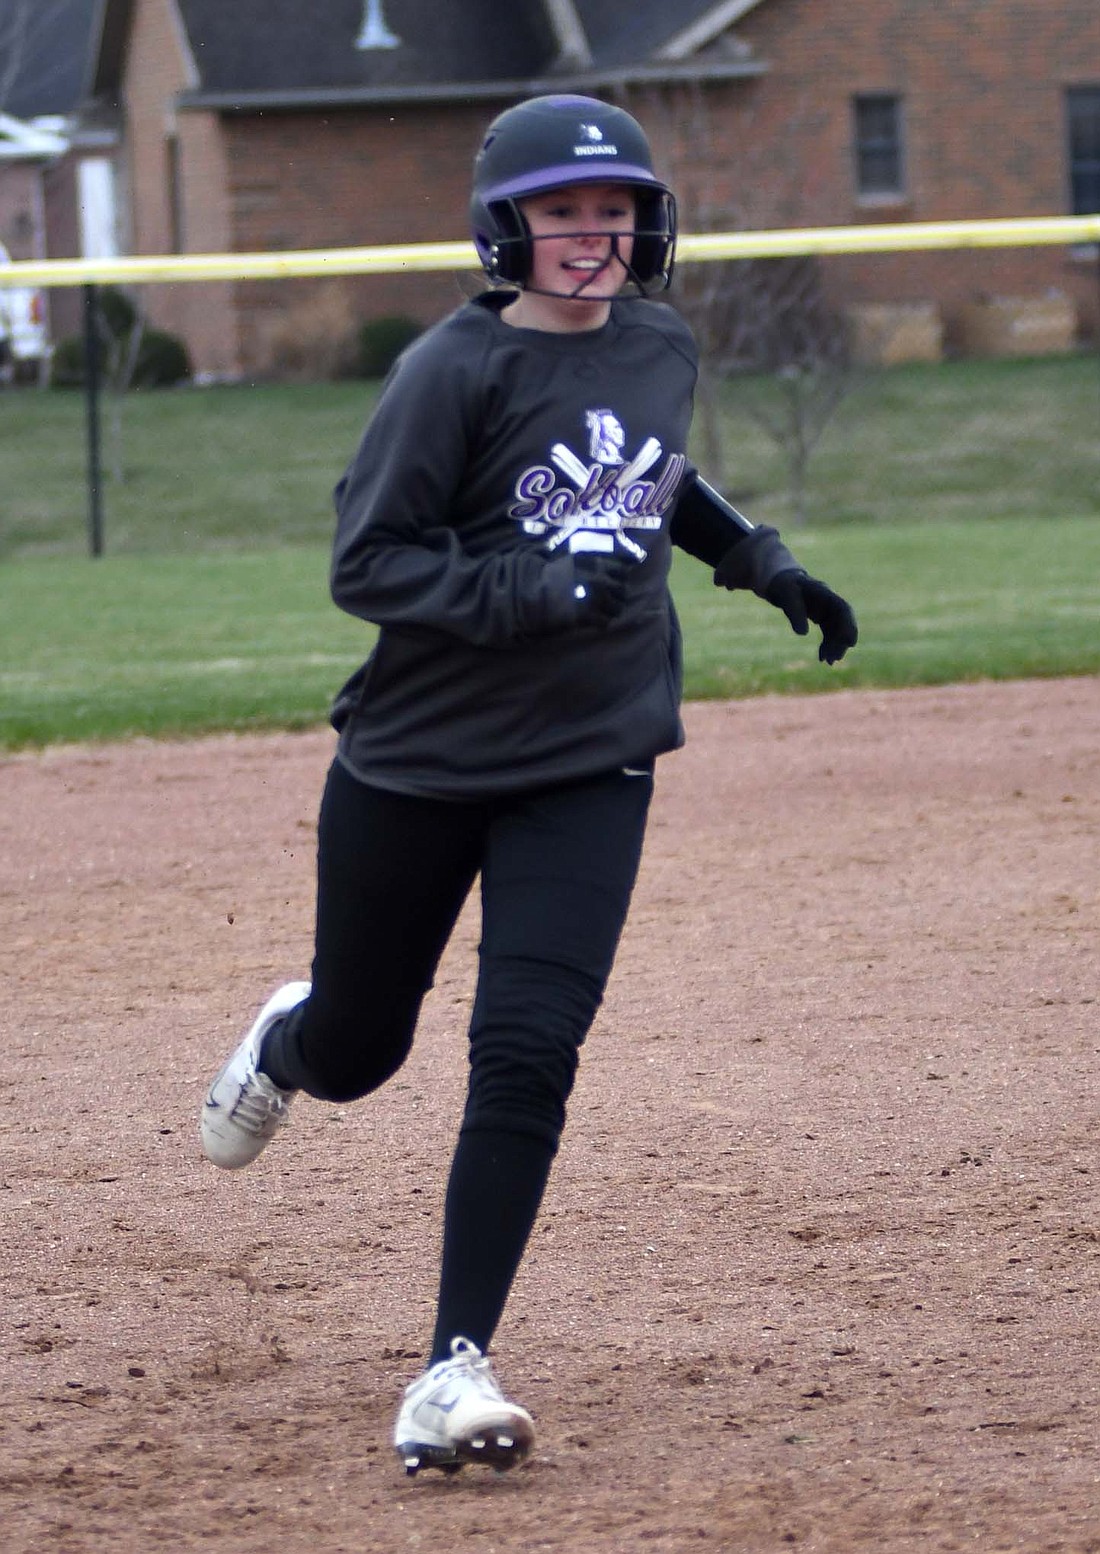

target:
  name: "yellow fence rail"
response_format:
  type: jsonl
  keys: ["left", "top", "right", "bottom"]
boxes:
{"left": 5, "top": 211, "right": 1095, "bottom": 560}
{"left": 1, "top": 214, "right": 1098, "bottom": 289}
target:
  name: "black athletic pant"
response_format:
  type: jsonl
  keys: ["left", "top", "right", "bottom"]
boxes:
{"left": 263, "top": 756, "right": 653, "bottom": 1362}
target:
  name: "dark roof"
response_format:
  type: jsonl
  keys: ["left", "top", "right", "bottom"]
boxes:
{"left": 0, "top": 0, "right": 102, "bottom": 117}
{"left": 91, "top": 0, "right": 765, "bottom": 112}
{"left": 574, "top": 0, "right": 725, "bottom": 70}
{"left": 175, "top": 0, "right": 556, "bottom": 95}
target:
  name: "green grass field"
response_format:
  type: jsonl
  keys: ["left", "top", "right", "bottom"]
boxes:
{"left": 1, "top": 355, "right": 1097, "bottom": 749}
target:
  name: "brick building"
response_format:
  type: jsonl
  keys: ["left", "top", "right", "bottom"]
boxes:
{"left": 80, "top": 0, "right": 1100, "bottom": 377}
{"left": 0, "top": 0, "right": 117, "bottom": 341}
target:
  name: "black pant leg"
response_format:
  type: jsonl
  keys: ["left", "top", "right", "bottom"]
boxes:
{"left": 268, "top": 759, "right": 487, "bottom": 1103}
{"left": 466, "top": 768, "right": 654, "bottom": 1143}
{"left": 429, "top": 1128, "right": 556, "bottom": 1363}
{"left": 429, "top": 769, "right": 653, "bottom": 1359}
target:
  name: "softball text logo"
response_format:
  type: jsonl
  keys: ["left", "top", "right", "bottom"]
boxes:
{"left": 508, "top": 416, "right": 686, "bottom": 555}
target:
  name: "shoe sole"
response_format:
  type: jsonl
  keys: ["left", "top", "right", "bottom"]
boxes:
{"left": 396, "top": 1422, "right": 534, "bottom": 1477}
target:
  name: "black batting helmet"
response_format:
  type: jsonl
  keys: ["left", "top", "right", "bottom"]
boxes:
{"left": 470, "top": 95, "right": 677, "bottom": 292}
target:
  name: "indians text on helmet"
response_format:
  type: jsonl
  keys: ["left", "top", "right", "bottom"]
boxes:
{"left": 575, "top": 121, "right": 617, "bottom": 157}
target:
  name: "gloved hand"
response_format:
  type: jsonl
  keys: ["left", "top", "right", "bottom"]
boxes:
{"left": 572, "top": 551, "right": 633, "bottom": 628}
{"left": 764, "top": 571, "right": 859, "bottom": 664}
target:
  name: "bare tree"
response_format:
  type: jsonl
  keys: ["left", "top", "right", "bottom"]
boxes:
{"left": 678, "top": 254, "right": 851, "bottom": 525}
{"left": 632, "top": 80, "right": 857, "bottom": 525}
{"left": 104, "top": 304, "right": 147, "bottom": 485}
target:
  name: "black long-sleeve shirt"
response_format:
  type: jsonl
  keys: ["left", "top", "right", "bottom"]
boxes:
{"left": 330, "top": 290, "right": 705, "bottom": 798}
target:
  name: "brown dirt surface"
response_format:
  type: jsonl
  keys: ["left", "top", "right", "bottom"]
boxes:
{"left": 2, "top": 677, "right": 1098, "bottom": 1554}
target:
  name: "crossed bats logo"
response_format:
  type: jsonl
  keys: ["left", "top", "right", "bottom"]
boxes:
{"left": 508, "top": 410, "right": 686, "bottom": 558}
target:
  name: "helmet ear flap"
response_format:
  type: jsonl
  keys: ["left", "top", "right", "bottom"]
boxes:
{"left": 470, "top": 194, "right": 531, "bottom": 285}
{"left": 629, "top": 189, "right": 677, "bottom": 288}
{"left": 488, "top": 199, "right": 530, "bottom": 284}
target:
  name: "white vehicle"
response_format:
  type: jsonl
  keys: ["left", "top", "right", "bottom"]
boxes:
{"left": 0, "top": 241, "right": 50, "bottom": 383}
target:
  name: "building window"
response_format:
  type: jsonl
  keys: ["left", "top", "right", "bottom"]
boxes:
{"left": 853, "top": 94, "right": 904, "bottom": 199}
{"left": 1067, "top": 87, "right": 1100, "bottom": 214}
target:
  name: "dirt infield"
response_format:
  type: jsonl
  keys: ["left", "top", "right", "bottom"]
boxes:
{"left": 3, "top": 678, "right": 1098, "bottom": 1554}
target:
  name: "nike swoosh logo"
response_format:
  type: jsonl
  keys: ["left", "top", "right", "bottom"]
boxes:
{"left": 425, "top": 1395, "right": 461, "bottom": 1415}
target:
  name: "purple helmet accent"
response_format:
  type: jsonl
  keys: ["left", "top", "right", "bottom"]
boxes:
{"left": 470, "top": 95, "right": 676, "bottom": 291}
{"left": 482, "top": 162, "right": 660, "bottom": 202}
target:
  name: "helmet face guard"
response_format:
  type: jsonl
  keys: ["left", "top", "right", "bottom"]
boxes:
{"left": 470, "top": 95, "right": 677, "bottom": 295}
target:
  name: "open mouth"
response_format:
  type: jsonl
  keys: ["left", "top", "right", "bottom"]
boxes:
{"left": 561, "top": 256, "right": 612, "bottom": 284}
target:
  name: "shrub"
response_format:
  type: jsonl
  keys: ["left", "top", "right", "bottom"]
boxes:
{"left": 50, "top": 327, "right": 191, "bottom": 389}
{"left": 130, "top": 328, "right": 191, "bottom": 388}
{"left": 357, "top": 314, "right": 422, "bottom": 378}
{"left": 49, "top": 333, "right": 97, "bottom": 388}
{"left": 49, "top": 286, "right": 191, "bottom": 389}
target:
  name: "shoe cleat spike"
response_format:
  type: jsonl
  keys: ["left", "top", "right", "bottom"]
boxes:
{"left": 403, "top": 1455, "right": 421, "bottom": 1477}
{"left": 497, "top": 1435, "right": 514, "bottom": 1449}
{"left": 470, "top": 1437, "right": 486, "bottom": 1450}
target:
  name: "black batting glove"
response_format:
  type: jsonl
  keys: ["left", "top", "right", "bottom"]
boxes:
{"left": 572, "top": 552, "right": 632, "bottom": 628}
{"left": 764, "top": 571, "right": 859, "bottom": 664}
{"left": 714, "top": 526, "right": 800, "bottom": 594}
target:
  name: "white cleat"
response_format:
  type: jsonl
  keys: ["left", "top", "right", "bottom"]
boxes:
{"left": 394, "top": 1337, "right": 535, "bottom": 1477}
{"left": 199, "top": 981, "right": 310, "bottom": 1169}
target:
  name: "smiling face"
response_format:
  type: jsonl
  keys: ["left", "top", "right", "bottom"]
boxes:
{"left": 501, "top": 182, "right": 637, "bottom": 333}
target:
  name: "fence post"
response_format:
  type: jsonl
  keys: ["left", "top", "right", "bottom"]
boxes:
{"left": 83, "top": 283, "right": 104, "bottom": 558}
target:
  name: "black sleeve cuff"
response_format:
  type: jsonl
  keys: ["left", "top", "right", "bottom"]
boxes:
{"left": 669, "top": 475, "right": 753, "bottom": 567}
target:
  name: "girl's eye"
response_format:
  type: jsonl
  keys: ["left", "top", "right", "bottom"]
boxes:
{"left": 531, "top": 197, "right": 632, "bottom": 222}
